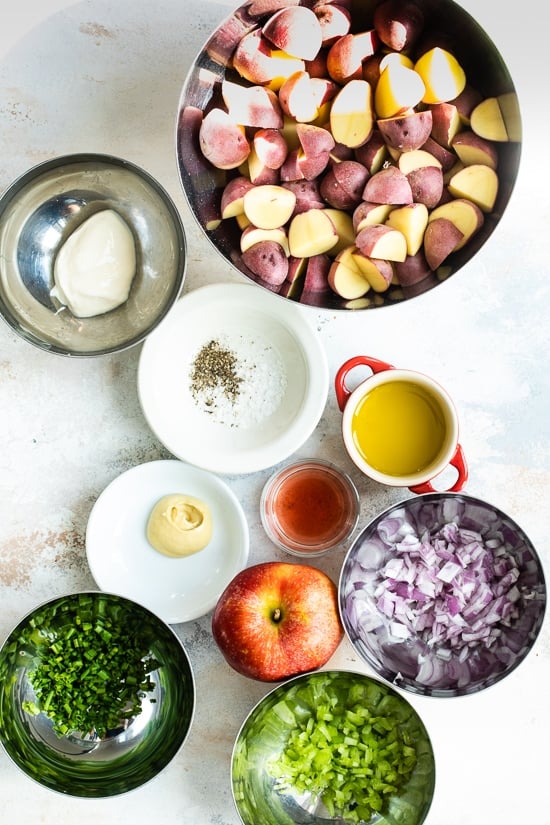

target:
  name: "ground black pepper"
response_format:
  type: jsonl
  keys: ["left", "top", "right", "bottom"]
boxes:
{"left": 189, "top": 339, "right": 243, "bottom": 410}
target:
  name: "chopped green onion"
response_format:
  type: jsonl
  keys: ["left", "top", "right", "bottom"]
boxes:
{"left": 18, "top": 595, "right": 160, "bottom": 739}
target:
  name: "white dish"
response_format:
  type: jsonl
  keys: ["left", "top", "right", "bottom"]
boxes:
{"left": 137, "top": 282, "right": 329, "bottom": 475}
{"left": 85, "top": 459, "right": 249, "bottom": 623}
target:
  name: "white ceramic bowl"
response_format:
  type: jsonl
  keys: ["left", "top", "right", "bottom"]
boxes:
{"left": 85, "top": 459, "right": 249, "bottom": 623}
{"left": 137, "top": 282, "right": 329, "bottom": 474}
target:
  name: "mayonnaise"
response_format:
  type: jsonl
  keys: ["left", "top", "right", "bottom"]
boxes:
{"left": 146, "top": 494, "right": 213, "bottom": 558}
{"left": 51, "top": 209, "right": 136, "bottom": 318}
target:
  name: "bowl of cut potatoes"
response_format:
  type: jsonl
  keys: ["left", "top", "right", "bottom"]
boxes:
{"left": 0, "top": 591, "right": 195, "bottom": 797}
{"left": 176, "top": 0, "right": 521, "bottom": 310}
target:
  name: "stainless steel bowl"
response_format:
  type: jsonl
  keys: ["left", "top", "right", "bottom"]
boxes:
{"left": 339, "top": 492, "right": 546, "bottom": 697}
{"left": 231, "top": 669, "right": 435, "bottom": 825}
{"left": 176, "top": 0, "right": 521, "bottom": 311}
{"left": 0, "top": 153, "right": 186, "bottom": 356}
{"left": 0, "top": 591, "right": 195, "bottom": 797}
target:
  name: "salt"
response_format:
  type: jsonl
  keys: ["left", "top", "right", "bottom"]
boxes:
{"left": 189, "top": 332, "right": 287, "bottom": 428}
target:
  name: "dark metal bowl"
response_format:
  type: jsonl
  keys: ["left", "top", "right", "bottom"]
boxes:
{"left": 175, "top": 0, "right": 521, "bottom": 311}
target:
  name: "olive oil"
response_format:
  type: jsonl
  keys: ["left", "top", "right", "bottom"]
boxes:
{"left": 351, "top": 380, "right": 447, "bottom": 477}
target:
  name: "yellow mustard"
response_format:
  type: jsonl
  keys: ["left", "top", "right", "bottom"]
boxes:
{"left": 146, "top": 494, "right": 212, "bottom": 558}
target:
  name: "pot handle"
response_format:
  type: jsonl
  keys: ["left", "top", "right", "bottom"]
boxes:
{"left": 334, "top": 355, "right": 394, "bottom": 412}
{"left": 408, "top": 443, "right": 469, "bottom": 494}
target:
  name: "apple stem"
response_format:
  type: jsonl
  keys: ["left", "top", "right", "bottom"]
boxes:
{"left": 272, "top": 607, "right": 282, "bottom": 622}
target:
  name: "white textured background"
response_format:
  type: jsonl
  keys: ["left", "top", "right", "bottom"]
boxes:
{"left": 1, "top": 1, "right": 549, "bottom": 823}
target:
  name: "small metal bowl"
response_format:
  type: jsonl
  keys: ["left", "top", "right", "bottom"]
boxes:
{"left": 339, "top": 493, "right": 546, "bottom": 697}
{"left": 0, "top": 153, "right": 186, "bottom": 356}
{"left": 0, "top": 591, "right": 195, "bottom": 797}
{"left": 231, "top": 669, "right": 435, "bottom": 825}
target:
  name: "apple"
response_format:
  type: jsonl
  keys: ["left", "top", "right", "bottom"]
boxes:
{"left": 211, "top": 561, "right": 343, "bottom": 681}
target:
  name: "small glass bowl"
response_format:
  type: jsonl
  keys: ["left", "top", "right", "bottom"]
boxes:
{"left": 260, "top": 459, "right": 360, "bottom": 557}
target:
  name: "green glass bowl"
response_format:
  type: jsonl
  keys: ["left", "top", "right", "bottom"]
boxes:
{"left": 232, "top": 670, "right": 435, "bottom": 825}
{"left": 0, "top": 591, "right": 195, "bottom": 797}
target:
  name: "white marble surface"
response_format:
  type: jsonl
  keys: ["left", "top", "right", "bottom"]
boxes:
{"left": 0, "top": 0, "right": 549, "bottom": 822}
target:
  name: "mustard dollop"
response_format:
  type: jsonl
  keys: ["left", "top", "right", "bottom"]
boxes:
{"left": 146, "top": 494, "right": 212, "bottom": 558}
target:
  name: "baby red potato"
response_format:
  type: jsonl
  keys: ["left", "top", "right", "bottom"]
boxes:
{"left": 198, "top": 108, "right": 250, "bottom": 170}
{"left": 233, "top": 29, "right": 305, "bottom": 85}
{"left": 326, "top": 30, "right": 379, "bottom": 83}
{"left": 423, "top": 217, "right": 464, "bottom": 270}
{"left": 377, "top": 109, "right": 433, "bottom": 151}
{"left": 262, "top": 5, "right": 323, "bottom": 61}
{"left": 373, "top": 0, "right": 425, "bottom": 52}
{"left": 362, "top": 165, "right": 413, "bottom": 205}
{"left": 242, "top": 240, "right": 289, "bottom": 284}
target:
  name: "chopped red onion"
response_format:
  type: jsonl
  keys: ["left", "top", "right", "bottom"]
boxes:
{"left": 341, "top": 496, "right": 546, "bottom": 693}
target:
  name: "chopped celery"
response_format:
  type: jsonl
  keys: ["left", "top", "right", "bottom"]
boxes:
{"left": 267, "top": 674, "right": 418, "bottom": 823}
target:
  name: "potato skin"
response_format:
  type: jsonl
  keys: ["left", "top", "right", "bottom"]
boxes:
{"left": 377, "top": 110, "right": 433, "bottom": 151}
{"left": 320, "top": 161, "right": 370, "bottom": 210}
{"left": 199, "top": 108, "right": 250, "bottom": 170}
{"left": 373, "top": 0, "right": 425, "bottom": 52}
{"left": 241, "top": 240, "right": 289, "bottom": 285}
